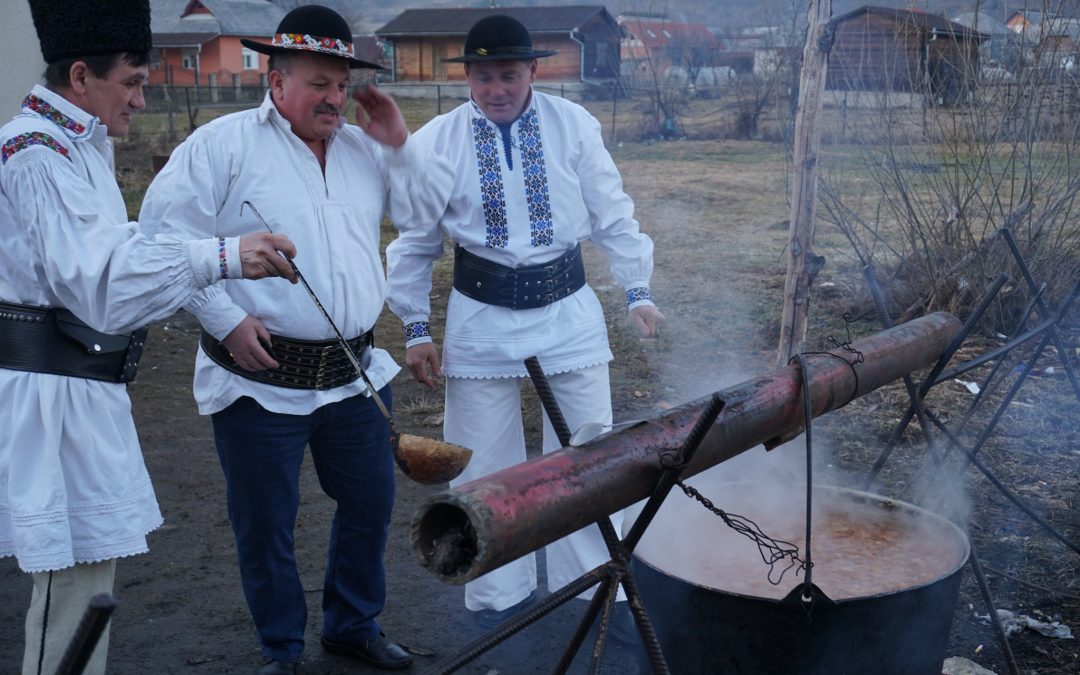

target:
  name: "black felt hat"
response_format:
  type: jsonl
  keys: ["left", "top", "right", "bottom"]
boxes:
{"left": 29, "top": 0, "right": 152, "bottom": 64}
{"left": 241, "top": 4, "right": 383, "bottom": 70}
{"left": 445, "top": 14, "right": 557, "bottom": 63}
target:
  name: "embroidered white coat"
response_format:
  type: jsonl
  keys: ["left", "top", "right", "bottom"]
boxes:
{"left": 0, "top": 86, "right": 244, "bottom": 572}
{"left": 386, "top": 92, "right": 655, "bottom": 378}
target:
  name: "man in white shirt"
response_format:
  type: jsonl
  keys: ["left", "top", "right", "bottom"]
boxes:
{"left": 386, "top": 14, "right": 664, "bottom": 636}
{"left": 0, "top": 2, "right": 297, "bottom": 674}
{"left": 139, "top": 5, "right": 449, "bottom": 674}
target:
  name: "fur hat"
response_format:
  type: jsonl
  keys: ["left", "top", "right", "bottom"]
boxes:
{"left": 241, "top": 5, "right": 383, "bottom": 70}
{"left": 444, "top": 14, "right": 557, "bottom": 64}
{"left": 28, "top": 0, "right": 151, "bottom": 64}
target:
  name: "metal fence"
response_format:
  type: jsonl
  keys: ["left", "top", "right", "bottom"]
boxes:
{"left": 143, "top": 85, "right": 267, "bottom": 111}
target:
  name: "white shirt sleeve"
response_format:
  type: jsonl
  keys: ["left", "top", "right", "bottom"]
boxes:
{"left": 2, "top": 146, "right": 240, "bottom": 334}
{"left": 575, "top": 113, "right": 656, "bottom": 308}
{"left": 139, "top": 131, "right": 249, "bottom": 338}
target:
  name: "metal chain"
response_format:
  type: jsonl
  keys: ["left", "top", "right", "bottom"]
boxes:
{"left": 670, "top": 476, "right": 811, "bottom": 586}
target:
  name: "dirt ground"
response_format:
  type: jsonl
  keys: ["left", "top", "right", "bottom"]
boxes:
{"left": 2, "top": 139, "right": 1078, "bottom": 674}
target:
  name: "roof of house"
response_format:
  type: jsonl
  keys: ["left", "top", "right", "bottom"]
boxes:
{"left": 151, "top": 0, "right": 284, "bottom": 39}
{"left": 375, "top": 5, "right": 615, "bottom": 37}
{"left": 951, "top": 12, "right": 1012, "bottom": 36}
{"left": 1042, "top": 17, "right": 1080, "bottom": 40}
{"left": 833, "top": 6, "right": 989, "bottom": 42}
{"left": 618, "top": 17, "right": 718, "bottom": 49}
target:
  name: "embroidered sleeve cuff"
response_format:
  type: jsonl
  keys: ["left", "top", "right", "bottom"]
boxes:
{"left": 626, "top": 287, "right": 654, "bottom": 310}
{"left": 186, "top": 237, "right": 241, "bottom": 288}
{"left": 404, "top": 320, "right": 432, "bottom": 348}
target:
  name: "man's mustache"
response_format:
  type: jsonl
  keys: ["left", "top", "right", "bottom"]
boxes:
{"left": 314, "top": 104, "right": 341, "bottom": 115}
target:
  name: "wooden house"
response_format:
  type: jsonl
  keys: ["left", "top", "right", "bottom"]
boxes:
{"left": 375, "top": 6, "right": 621, "bottom": 83}
{"left": 149, "top": 0, "right": 284, "bottom": 87}
{"left": 827, "top": 6, "right": 989, "bottom": 104}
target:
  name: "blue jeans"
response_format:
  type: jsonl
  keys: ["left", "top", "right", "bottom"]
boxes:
{"left": 211, "top": 389, "right": 395, "bottom": 663}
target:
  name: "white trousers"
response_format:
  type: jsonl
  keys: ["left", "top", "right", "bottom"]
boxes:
{"left": 444, "top": 364, "right": 625, "bottom": 611}
{"left": 22, "top": 559, "right": 116, "bottom": 675}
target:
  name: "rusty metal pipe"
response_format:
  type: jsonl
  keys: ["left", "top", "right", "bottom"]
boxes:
{"left": 412, "top": 312, "right": 962, "bottom": 584}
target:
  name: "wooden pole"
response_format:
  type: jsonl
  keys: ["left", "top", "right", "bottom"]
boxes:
{"left": 776, "top": 0, "right": 834, "bottom": 366}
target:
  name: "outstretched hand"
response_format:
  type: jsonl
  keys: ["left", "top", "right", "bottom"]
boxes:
{"left": 353, "top": 84, "right": 408, "bottom": 149}
{"left": 237, "top": 233, "right": 298, "bottom": 283}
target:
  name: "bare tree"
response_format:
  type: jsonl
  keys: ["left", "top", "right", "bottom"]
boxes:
{"left": 818, "top": 0, "right": 1080, "bottom": 330}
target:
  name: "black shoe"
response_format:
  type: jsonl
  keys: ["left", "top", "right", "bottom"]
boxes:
{"left": 472, "top": 590, "right": 537, "bottom": 629}
{"left": 256, "top": 659, "right": 298, "bottom": 675}
{"left": 321, "top": 633, "right": 413, "bottom": 670}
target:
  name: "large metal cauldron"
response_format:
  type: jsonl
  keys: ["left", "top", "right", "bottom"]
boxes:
{"left": 631, "top": 481, "right": 969, "bottom": 675}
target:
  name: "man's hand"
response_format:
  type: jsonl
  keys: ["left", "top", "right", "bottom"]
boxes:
{"left": 353, "top": 84, "right": 408, "bottom": 149}
{"left": 629, "top": 305, "right": 665, "bottom": 338}
{"left": 405, "top": 342, "right": 442, "bottom": 389}
{"left": 238, "top": 233, "right": 298, "bottom": 283}
{"left": 222, "top": 315, "right": 279, "bottom": 371}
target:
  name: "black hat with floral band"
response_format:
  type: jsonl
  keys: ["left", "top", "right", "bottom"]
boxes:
{"left": 241, "top": 4, "right": 383, "bottom": 70}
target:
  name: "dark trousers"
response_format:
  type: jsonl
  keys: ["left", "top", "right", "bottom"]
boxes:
{"left": 211, "top": 389, "right": 395, "bottom": 663}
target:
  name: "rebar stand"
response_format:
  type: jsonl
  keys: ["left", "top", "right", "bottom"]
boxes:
{"left": 860, "top": 229, "right": 1080, "bottom": 675}
{"left": 53, "top": 594, "right": 116, "bottom": 675}
{"left": 420, "top": 358, "right": 725, "bottom": 674}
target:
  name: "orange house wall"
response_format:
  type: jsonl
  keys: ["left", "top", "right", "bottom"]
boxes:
{"left": 149, "top": 35, "right": 271, "bottom": 85}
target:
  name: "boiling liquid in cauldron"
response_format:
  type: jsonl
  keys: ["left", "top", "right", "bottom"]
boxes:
{"left": 635, "top": 481, "right": 967, "bottom": 601}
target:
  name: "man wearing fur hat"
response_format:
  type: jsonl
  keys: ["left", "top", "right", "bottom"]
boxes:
{"left": 139, "top": 4, "right": 449, "bottom": 673}
{"left": 0, "top": 1, "right": 299, "bottom": 673}
{"left": 386, "top": 14, "right": 664, "bottom": 638}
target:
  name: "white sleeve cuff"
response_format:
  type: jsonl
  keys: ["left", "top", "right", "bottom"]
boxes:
{"left": 186, "top": 237, "right": 242, "bottom": 287}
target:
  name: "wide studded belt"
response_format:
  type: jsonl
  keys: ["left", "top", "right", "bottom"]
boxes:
{"left": 0, "top": 301, "right": 147, "bottom": 383}
{"left": 452, "top": 243, "right": 586, "bottom": 310}
{"left": 200, "top": 330, "right": 373, "bottom": 390}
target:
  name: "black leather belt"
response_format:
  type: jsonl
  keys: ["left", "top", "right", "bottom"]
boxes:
{"left": 452, "top": 244, "right": 586, "bottom": 310}
{"left": 200, "top": 330, "right": 373, "bottom": 390}
{"left": 0, "top": 301, "right": 147, "bottom": 383}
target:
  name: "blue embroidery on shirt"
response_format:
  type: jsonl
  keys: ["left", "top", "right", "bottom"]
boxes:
{"left": 404, "top": 321, "right": 431, "bottom": 341}
{"left": 472, "top": 118, "right": 508, "bottom": 248}
{"left": 627, "top": 287, "right": 651, "bottom": 305}
{"left": 518, "top": 110, "right": 553, "bottom": 247}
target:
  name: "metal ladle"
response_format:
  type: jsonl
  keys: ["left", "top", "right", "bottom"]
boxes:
{"left": 240, "top": 201, "right": 472, "bottom": 484}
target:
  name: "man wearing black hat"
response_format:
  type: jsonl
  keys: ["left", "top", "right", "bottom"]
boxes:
{"left": 0, "top": 1, "right": 300, "bottom": 673}
{"left": 386, "top": 14, "right": 664, "bottom": 636}
{"left": 139, "top": 5, "right": 449, "bottom": 673}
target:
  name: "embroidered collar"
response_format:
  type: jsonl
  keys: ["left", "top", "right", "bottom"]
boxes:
{"left": 21, "top": 85, "right": 97, "bottom": 141}
{"left": 469, "top": 98, "right": 553, "bottom": 249}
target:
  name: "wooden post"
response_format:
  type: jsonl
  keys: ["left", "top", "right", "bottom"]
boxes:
{"left": 776, "top": 0, "right": 833, "bottom": 366}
